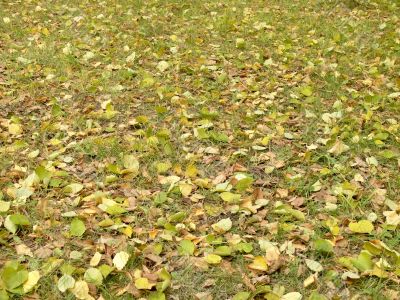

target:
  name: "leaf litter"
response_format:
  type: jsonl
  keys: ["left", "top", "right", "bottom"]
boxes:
{"left": 0, "top": 0, "right": 399, "bottom": 299}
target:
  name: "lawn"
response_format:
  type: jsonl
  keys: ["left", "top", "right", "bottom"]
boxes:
{"left": 0, "top": 0, "right": 400, "bottom": 299}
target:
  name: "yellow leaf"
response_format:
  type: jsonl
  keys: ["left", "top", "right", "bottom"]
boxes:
{"left": 71, "top": 280, "right": 94, "bottom": 300}
{"left": 23, "top": 270, "right": 40, "bottom": 293}
{"left": 349, "top": 220, "right": 374, "bottom": 234}
{"left": 121, "top": 225, "right": 133, "bottom": 237}
{"left": 122, "top": 155, "right": 139, "bottom": 174}
{"left": 0, "top": 200, "right": 11, "bottom": 212}
{"left": 248, "top": 256, "right": 268, "bottom": 271}
{"left": 8, "top": 123, "right": 22, "bottom": 135}
{"left": 179, "top": 183, "right": 193, "bottom": 197}
{"left": 204, "top": 254, "right": 222, "bottom": 264}
{"left": 113, "top": 251, "right": 130, "bottom": 270}
{"left": 90, "top": 252, "right": 102, "bottom": 267}
{"left": 185, "top": 165, "right": 198, "bottom": 178}
{"left": 135, "top": 277, "right": 154, "bottom": 290}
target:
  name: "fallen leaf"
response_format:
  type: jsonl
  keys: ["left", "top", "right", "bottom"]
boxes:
{"left": 248, "top": 256, "right": 268, "bottom": 272}
{"left": 57, "top": 274, "right": 75, "bottom": 293}
{"left": 349, "top": 220, "right": 374, "bottom": 234}
{"left": 204, "top": 254, "right": 222, "bottom": 265}
{"left": 113, "top": 251, "right": 130, "bottom": 271}
{"left": 211, "top": 218, "right": 232, "bottom": 234}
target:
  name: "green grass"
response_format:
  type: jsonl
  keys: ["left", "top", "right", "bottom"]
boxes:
{"left": 171, "top": 260, "right": 247, "bottom": 299}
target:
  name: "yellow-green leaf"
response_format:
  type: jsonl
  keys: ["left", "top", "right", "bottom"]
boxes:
{"left": 349, "top": 220, "right": 374, "bottom": 234}
{"left": 84, "top": 268, "right": 103, "bottom": 286}
{"left": 134, "top": 277, "right": 154, "bottom": 290}
{"left": 70, "top": 218, "right": 86, "bottom": 237}
{"left": 219, "top": 192, "right": 241, "bottom": 203}
{"left": 204, "top": 254, "right": 222, "bottom": 264}
{"left": 57, "top": 274, "right": 75, "bottom": 293}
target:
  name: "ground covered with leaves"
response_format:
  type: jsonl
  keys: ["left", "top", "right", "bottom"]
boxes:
{"left": 0, "top": 0, "right": 399, "bottom": 299}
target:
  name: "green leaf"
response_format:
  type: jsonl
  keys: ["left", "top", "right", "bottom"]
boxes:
{"left": 41, "top": 258, "right": 64, "bottom": 276}
{"left": 379, "top": 149, "right": 396, "bottom": 159}
{"left": 154, "top": 192, "right": 168, "bottom": 205}
{"left": 179, "top": 183, "right": 192, "bottom": 197}
{"left": 300, "top": 86, "right": 313, "bottom": 97}
{"left": 140, "top": 74, "right": 155, "bottom": 88}
{"left": 156, "top": 276, "right": 170, "bottom": 292}
{"left": 168, "top": 211, "right": 186, "bottom": 223}
{"left": 195, "top": 128, "right": 209, "bottom": 139}
{"left": 210, "top": 131, "right": 229, "bottom": 143}
{"left": 289, "top": 209, "right": 305, "bottom": 221}
{"left": 178, "top": 240, "right": 195, "bottom": 256}
{"left": 4, "top": 214, "right": 30, "bottom": 234}
{"left": 106, "top": 164, "right": 122, "bottom": 175}
{"left": 84, "top": 268, "right": 103, "bottom": 286}
{"left": 314, "top": 239, "right": 333, "bottom": 253}
{"left": 35, "top": 165, "right": 52, "bottom": 182}
{"left": 232, "top": 291, "right": 251, "bottom": 300}
{"left": 0, "top": 290, "right": 9, "bottom": 300}
{"left": 60, "top": 264, "right": 75, "bottom": 275}
{"left": 235, "top": 177, "right": 254, "bottom": 192}
{"left": 70, "top": 218, "right": 86, "bottom": 237}
{"left": 148, "top": 291, "right": 166, "bottom": 300}
{"left": 351, "top": 250, "right": 373, "bottom": 272}
{"left": 105, "top": 204, "right": 127, "bottom": 215}
{"left": 158, "top": 268, "right": 171, "bottom": 281}
{"left": 235, "top": 38, "right": 246, "bottom": 49}
{"left": 214, "top": 245, "right": 232, "bottom": 256}
{"left": 309, "top": 291, "right": 328, "bottom": 300}
{"left": 1, "top": 261, "right": 29, "bottom": 291}
{"left": 98, "top": 265, "right": 114, "bottom": 278}
{"left": 57, "top": 274, "right": 75, "bottom": 293}
{"left": 157, "top": 60, "right": 170, "bottom": 72}
{"left": 235, "top": 242, "right": 253, "bottom": 253}
{"left": 9, "top": 214, "right": 30, "bottom": 226}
